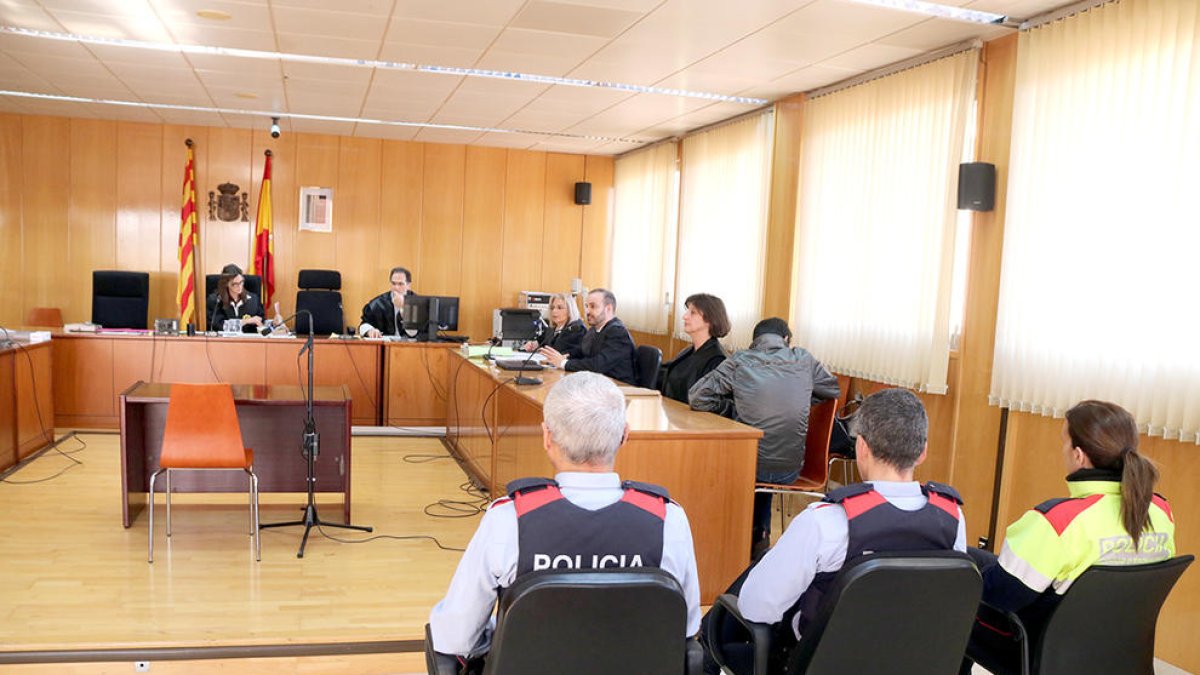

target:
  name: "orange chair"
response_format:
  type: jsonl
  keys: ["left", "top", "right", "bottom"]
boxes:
{"left": 25, "top": 307, "right": 63, "bottom": 328}
{"left": 753, "top": 398, "right": 839, "bottom": 532}
{"left": 148, "top": 383, "right": 259, "bottom": 562}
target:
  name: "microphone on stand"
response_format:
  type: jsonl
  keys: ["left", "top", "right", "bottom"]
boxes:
{"left": 515, "top": 320, "right": 545, "bottom": 386}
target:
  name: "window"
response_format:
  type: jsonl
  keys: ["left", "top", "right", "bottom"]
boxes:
{"left": 610, "top": 142, "right": 678, "bottom": 334}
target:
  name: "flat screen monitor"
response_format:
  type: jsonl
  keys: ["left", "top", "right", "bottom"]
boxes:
{"left": 498, "top": 308, "right": 543, "bottom": 341}
{"left": 403, "top": 295, "right": 459, "bottom": 341}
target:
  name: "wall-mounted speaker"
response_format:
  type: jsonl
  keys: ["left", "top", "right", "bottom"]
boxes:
{"left": 958, "top": 162, "right": 996, "bottom": 212}
{"left": 574, "top": 181, "right": 592, "bottom": 206}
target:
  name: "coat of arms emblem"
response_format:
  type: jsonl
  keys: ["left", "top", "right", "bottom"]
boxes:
{"left": 208, "top": 182, "right": 249, "bottom": 222}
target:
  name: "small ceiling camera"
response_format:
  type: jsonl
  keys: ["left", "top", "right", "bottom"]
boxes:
{"left": 270, "top": 116, "right": 281, "bottom": 139}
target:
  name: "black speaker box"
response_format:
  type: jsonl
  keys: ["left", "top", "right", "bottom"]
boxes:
{"left": 957, "top": 162, "right": 996, "bottom": 212}
{"left": 574, "top": 181, "right": 592, "bottom": 206}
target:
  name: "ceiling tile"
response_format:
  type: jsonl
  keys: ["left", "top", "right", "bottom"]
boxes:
{"left": 529, "top": 138, "right": 605, "bottom": 154}
{"left": 591, "top": 139, "right": 648, "bottom": 154}
{"left": 391, "top": 0, "right": 525, "bottom": 27}
{"left": 385, "top": 18, "right": 500, "bottom": 49}
{"left": 174, "top": 25, "right": 278, "bottom": 51}
{"left": 0, "top": 33, "right": 96, "bottom": 59}
{"left": 509, "top": 1, "right": 643, "bottom": 38}
{"left": 282, "top": 61, "right": 373, "bottom": 83}
{"left": 819, "top": 43, "right": 925, "bottom": 70}
{"left": 270, "top": 0, "right": 396, "bottom": 15}
{"left": 198, "top": 69, "right": 285, "bottom": 91}
{"left": 84, "top": 44, "right": 191, "bottom": 67}
{"left": 148, "top": 0, "right": 274, "bottom": 32}
{"left": 275, "top": 33, "right": 383, "bottom": 60}
{"left": 285, "top": 77, "right": 369, "bottom": 99}
{"left": 765, "top": 63, "right": 864, "bottom": 93}
{"left": 0, "top": 2, "right": 62, "bottom": 31}
{"left": 653, "top": 70, "right": 767, "bottom": 96}
{"left": 353, "top": 123, "right": 421, "bottom": 141}
{"left": 532, "top": 85, "right": 634, "bottom": 114}
{"left": 472, "top": 131, "right": 549, "bottom": 149}
{"left": 272, "top": 7, "right": 388, "bottom": 42}
{"left": 376, "top": 43, "right": 484, "bottom": 68}
{"left": 877, "top": 18, "right": 1010, "bottom": 51}
{"left": 43, "top": 8, "right": 172, "bottom": 41}
{"left": 154, "top": 109, "right": 230, "bottom": 127}
{"left": 966, "top": 0, "right": 1070, "bottom": 19}
{"left": 770, "top": 0, "right": 924, "bottom": 44}
{"left": 190, "top": 56, "right": 282, "bottom": 78}
{"left": 287, "top": 118, "right": 357, "bottom": 136}
{"left": 502, "top": 107, "right": 591, "bottom": 132}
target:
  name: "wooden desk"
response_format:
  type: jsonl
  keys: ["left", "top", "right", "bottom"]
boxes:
{"left": 0, "top": 340, "right": 55, "bottom": 472}
{"left": 446, "top": 352, "right": 762, "bottom": 601}
{"left": 53, "top": 333, "right": 381, "bottom": 428}
{"left": 119, "top": 382, "right": 353, "bottom": 528}
{"left": 382, "top": 341, "right": 458, "bottom": 427}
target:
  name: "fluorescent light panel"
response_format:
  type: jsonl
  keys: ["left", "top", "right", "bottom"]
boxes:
{"left": 0, "top": 89, "right": 647, "bottom": 144}
{"left": 846, "top": 0, "right": 1007, "bottom": 24}
{"left": 0, "top": 26, "right": 769, "bottom": 106}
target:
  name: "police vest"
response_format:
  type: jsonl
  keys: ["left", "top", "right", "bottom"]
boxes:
{"left": 792, "top": 482, "right": 962, "bottom": 632}
{"left": 504, "top": 477, "right": 669, "bottom": 578}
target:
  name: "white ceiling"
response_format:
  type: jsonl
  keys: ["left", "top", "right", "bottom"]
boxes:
{"left": 0, "top": 0, "right": 1068, "bottom": 154}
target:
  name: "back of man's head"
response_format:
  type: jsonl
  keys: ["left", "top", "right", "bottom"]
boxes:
{"left": 543, "top": 372, "right": 627, "bottom": 466}
{"left": 752, "top": 317, "right": 791, "bottom": 342}
{"left": 852, "top": 389, "right": 928, "bottom": 470}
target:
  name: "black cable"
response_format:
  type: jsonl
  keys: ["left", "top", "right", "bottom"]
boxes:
{"left": 313, "top": 522, "right": 466, "bottom": 552}
{"left": 339, "top": 338, "right": 379, "bottom": 415}
{"left": 444, "top": 353, "right": 471, "bottom": 448}
{"left": 403, "top": 453, "right": 454, "bottom": 463}
{"left": 0, "top": 434, "right": 87, "bottom": 484}
{"left": 481, "top": 377, "right": 516, "bottom": 445}
{"left": 420, "top": 346, "right": 448, "bottom": 402}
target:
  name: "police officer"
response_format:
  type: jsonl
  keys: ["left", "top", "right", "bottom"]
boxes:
{"left": 705, "top": 388, "right": 967, "bottom": 675}
{"left": 429, "top": 372, "right": 701, "bottom": 663}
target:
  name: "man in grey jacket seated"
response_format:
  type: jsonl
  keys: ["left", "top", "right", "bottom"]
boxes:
{"left": 689, "top": 317, "right": 840, "bottom": 558}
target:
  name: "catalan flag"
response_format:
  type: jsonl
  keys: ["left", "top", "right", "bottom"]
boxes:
{"left": 251, "top": 149, "right": 274, "bottom": 306}
{"left": 176, "top": 139, "right": 198, "bottom": 326}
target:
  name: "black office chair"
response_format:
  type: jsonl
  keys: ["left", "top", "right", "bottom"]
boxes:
{"left": 92, "top": 270, "right": 150, "bottom": 329}
{"left": 426, "top": 568, "right": 702, "bottom": 675}
{"left": 295, "top": 269, "right": 343, "bottom": 335}
{"left": 635, "top": 345, "right": 662, "bottom": 389}
{"left": 203, "top": 274, "right": 263, "bottom": 330}
{"left": 965, "top": 555, "right": 1193, "bottom": 675}
{"left": 707, "top": 552, "right": 981, "bottom": 675}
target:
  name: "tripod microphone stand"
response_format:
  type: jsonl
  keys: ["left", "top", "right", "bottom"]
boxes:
{"left": 260, "top": 311, "right": 372, "bottom": 557}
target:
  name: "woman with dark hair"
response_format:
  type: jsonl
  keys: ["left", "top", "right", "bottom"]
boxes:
{"left": 963, "top": 400, "right": 1176, "bottom": 670}
{"left": 658, "top": 293, "right": 730, "bottom": 403}
{"left": 209, "top": 264, "right": 265, "bottom": 332}
{"left": 522, "top": 293, "right": 584, "bottom": 355}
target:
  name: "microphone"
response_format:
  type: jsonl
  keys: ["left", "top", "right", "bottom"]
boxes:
{"left": 209, "top": 293, "right": 223, "bottom": 334}
{"left": 485, "top": 336, "right": 501, "bottom": 361}
{"left": 262, "top": 309, "right": 313, "bottom": 337}
{"left": 514, "top": 340, "right": 543, "bottom": 386}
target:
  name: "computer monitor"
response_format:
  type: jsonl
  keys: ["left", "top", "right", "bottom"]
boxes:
{"left": 494, "top": 308, "right": 544, "bottom": 343}
{"left": 403, "top": 295, "right": 460, "bottom": 342}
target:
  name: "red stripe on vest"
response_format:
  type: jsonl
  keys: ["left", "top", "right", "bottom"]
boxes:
{"left": 490, "top": 497, "right": 512, "bottom": 510}
{"left": 842, "top": 490, "right": 888, "bottom": 520}
{"left": 1040, "top": 494, "right": 1104, "bottom": 536}
{"left": 927, "top": 492, "right": 960, "bottom": 519}
{"left": 513, "top": 486, "right": 564, "bottom": 517}
{"left": 620, "top": 490, "right": 667, "bottom": 520}
{"left": 1152, "top": 494, "right": 1174, "bottom": 523}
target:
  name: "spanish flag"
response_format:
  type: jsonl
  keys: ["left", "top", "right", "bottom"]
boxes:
{"left": 176, "top": 139, "right": 198, "bottom": 326}
{"left": 251, "top": 149, "right": 274, "bottom": 306}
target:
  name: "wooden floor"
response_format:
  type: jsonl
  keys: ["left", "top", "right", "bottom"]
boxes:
{"left": 0, "top": 432, "right": 483, "bottom": 672}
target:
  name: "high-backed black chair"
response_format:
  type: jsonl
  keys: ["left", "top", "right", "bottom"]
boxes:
{"left": 92, "top": 270, "right": 150, "bottom": 329}
{"left": 635, "top": 345, "right": 662, "bottom": 389}
{"left": 965, "top": 555, "right": 1193, "bottom": 675}
{"left": 707, "top": 552, "right": 981, "bottom": 675}
{"left": 295, "top": 269, "right": 343, "bottom": 335}
{"left": 425, "top": 568, "right": 702, "bottom": 675}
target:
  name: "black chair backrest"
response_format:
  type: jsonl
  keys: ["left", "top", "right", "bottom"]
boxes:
{"left": 788, "top": 552, "right": 982, "bottom": 675}
{"left": 92, "top": 270, "right": 150, "bottom": 329}
{"left": 295, "top": 269, "right": 343, "bottom": 335}
{"left": 204, "top": 274, "right": 263, "bottom": 299}
{"left": 635, "top": 345, "right": 662, "bottom": 389}
{"left": 484, "top": 568, "right": 687, "bottom": 675}
{"left": 1033, "top": 555, "right": 1193, "bottom": 675}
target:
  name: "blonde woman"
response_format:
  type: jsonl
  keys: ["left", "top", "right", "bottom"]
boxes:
{"left": 523, "top": 293, "right": 584, "bottom": 354}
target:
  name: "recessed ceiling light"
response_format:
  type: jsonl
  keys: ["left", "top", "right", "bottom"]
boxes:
{"left": 235, "top": 92, "right": 258, "bottom": 99}
{"left": 847, "top": 0, "right": 1007, "bottom": 24}
{"left": 196, "top": 9, "right": 232, "bottom": 21}
{"left": 0, "top": 25, "right": 768, "bottom": 106}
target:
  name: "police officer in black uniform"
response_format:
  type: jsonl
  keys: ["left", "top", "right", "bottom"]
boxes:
{"left": 428, "top": 372, "right": 702, "bottom": 667}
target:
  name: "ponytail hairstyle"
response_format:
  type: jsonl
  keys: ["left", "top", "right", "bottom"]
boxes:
{"left": 1065, "top": 400, "right": 1157, "bottom": 543}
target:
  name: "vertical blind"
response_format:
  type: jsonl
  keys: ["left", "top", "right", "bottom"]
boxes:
{"left": 991, "top": 0, "right": 1200, "bottom": 442}
{"left": 675, "top": 111, "right": 775, "bottom": 349}
{"left": 791, "top": 49, "right": 978, "bottom": 393}
{"left": 610, "top": 142, "right": 679, "bottom": 334}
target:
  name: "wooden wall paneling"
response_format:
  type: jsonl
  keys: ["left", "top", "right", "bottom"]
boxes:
{"left": 267, "top": 340, "right": 380, "bottom": 426}
{"left": 947, "top": 35, "right": 1018, "bottom": 543}
{"left": 0, "top": 115, "right": 23, "bottom": 327}
{"left": 336, "top": 137, "right": 383, "bottom": 323}
{"left": 539, "top": 153, "right": 585, "bottom": 293}
{"left": 912, "top": 354, "right": 960, "bottom": 487}
{"left": 14, "top": 342, "right": 53, "bottom": 459}
{"left": 51, "top": 336, "right": 114, "bottom": 422}
{"left": 763, "top": 94, "right": 804, "bottom": 320}
{"left": 459, "top": 146, "right": 507, "bottom": 341}
{"left": 383, "top": 344, "right": 450, "bottom": 426}
{"left": 202, "top": 127, "right": 254, "bottom": 278}
{"left": 21, "top": 116, "right": 71, "bottom": 324}
{"left": 500, "top": 150, "right": 546, "bottom": 306}
{"left": 378, "top": 141, "right": 424, "bottom": 292}
{"left": 419, "top": 143, "right": 466, "bottom": 298}
{"left": 253, "top": 129, "right": 297, "bottom": 315}
{"left": 580, "top": 155, "right": 613, "bottom": 289}
{"left": 115, "top": 122, "right": 163, "bottom": 327}
{"left": 292, "top": 133, "right": 339, "bottom": 272}
{"left": 68, "top": 119, "right": 117, "bottom": 325}
{"left": 0, "top": 351, "right": 15, "bottom": 471}
{"left": 161, "top": 126, "right": 210, "bottom": 326}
